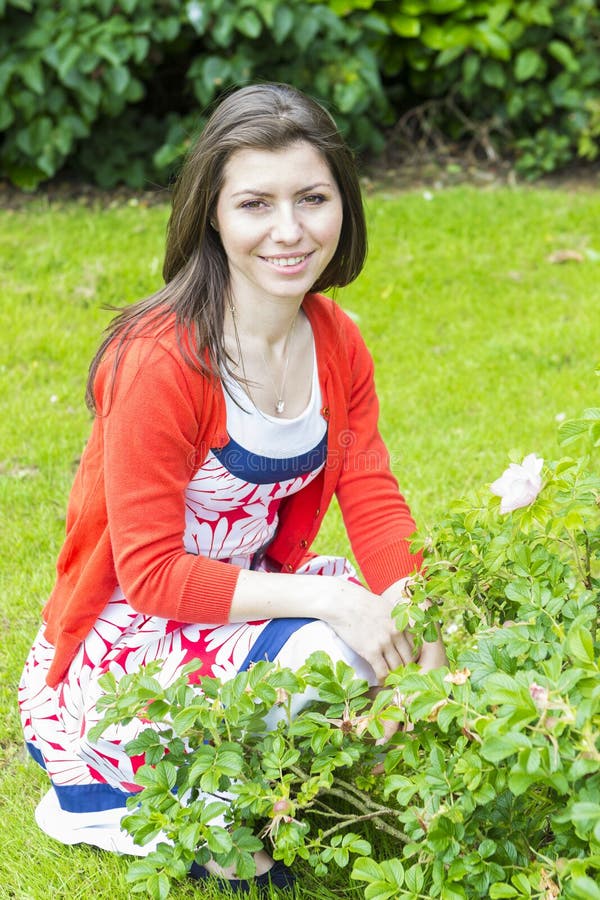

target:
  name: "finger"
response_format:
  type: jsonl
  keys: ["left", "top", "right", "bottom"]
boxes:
{"left": 383, "top": 644, "right": 405, "bottom": 673}
{"left": 368, "top": 652, "right": 389, "bottom": 684}
{"left": 391, "top": 633, "right": 415, "bottom": 667}
{"left": 375, "top": 718, "right": 401, "bottom": 746}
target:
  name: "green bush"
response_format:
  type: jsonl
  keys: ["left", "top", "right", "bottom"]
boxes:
{"left": 326, "top": 0, "right": 600, "bottom": 177}
{"left": 93, "top": 400, "right": 600, "bottom": 899}
{"left": 1, "top": 0, "right": 599, "bottom": 188}
{"left": 0, "top": 0, "right": 390, "bottom": 189}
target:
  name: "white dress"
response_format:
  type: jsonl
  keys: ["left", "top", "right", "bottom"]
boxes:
{"left": 19, "top": 345, "right": 377, "bottom": 852}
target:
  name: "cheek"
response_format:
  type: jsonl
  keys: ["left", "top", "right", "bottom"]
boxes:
{"left": 328, "top": 201, "right": 344, "bottom": 238}
{"left": 218, "top": 215, "right": 257, "bottom": 256}
{"left": 324, "top": 206, "right": 344, "bottom": 249}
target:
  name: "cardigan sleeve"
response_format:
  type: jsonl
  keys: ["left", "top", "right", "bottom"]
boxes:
{"left": 96, "top": 337, "right": 241, "bottom": 622}
{"left": 334, "top": 316, "right": 423, "bottom": 592}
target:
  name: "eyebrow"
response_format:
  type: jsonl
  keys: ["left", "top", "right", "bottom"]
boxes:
{"left": 230, "top": 181, "right": 333, "bottom": 199}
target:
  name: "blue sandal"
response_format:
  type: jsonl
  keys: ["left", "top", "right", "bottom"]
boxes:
{"left": 189, "top": 859, "right": 296, "bottom": 893}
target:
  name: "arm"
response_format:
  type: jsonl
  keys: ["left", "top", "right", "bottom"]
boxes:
{"left": 229, "top": 568, "right": 415, "bottom": 683}
{"left": 334, "top": 316, "right": 422, "bottom": 592}
{"left": 98, "top": 337, "right": 241, "bottom": 623}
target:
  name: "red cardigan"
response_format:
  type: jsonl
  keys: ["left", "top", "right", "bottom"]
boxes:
{"left": 42, "top": 294, "right": 422, "bottom": 686}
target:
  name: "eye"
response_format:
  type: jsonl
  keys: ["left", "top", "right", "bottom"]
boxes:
{"left": 301, "top": 194, "right": 326, "bottom": 205}
{"left": 240, "top": 199, "right": 267, "bottom": 210}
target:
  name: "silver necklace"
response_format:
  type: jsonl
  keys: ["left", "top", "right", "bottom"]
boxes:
{"left": 229, "top": 303, "right": 297, "bottom": 416}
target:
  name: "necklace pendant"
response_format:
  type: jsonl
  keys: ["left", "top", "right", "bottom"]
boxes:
{"left": 276, "top": 399, "right": 285, "bottom": 415}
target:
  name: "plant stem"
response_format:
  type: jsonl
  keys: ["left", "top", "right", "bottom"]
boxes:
{"left": 289, "top": 765, "right": 409, "bottom": 842}
{"left": 318, "top": 809, "right": 410, "bottom": 843}
{"left": 316, "top": 785, "right": 410, "bottom": 843}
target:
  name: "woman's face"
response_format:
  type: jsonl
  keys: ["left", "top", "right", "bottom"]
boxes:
{"left": 215, "top": 141, "right": 343, "bottom": 308}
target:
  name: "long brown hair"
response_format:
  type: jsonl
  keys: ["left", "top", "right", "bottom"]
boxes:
{"left": 86, "top": 82, "right": 368, "bottom": 411}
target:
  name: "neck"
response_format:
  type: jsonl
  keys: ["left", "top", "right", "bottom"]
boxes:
{"left": 225, "top": 296, "right": 307, "bottom": 417}
{"left": 225, "top": 295, "right": 303, "bottom": 349}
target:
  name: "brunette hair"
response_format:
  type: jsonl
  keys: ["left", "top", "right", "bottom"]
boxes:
{"left": 86, "top": 82, "right": 368, "bottom": 410}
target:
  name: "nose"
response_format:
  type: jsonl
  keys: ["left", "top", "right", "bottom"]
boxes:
{"left": 271, "top": 204, "right": 303, "bottom": 244}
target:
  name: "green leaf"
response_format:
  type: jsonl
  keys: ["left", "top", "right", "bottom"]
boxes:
{"left": 481, "top": 732, "right": 531, "bottom": 763}
{"left": 482, "top": 60, "right": 506, "bottom": 90}
{"left": 352, "top": 857, "right": 384, "bottom": 882}
{"left": 566, "top": 622, "right": 595, "bottom": 667}
{"left": 515, "top": 48, "right": 542, "bottom": 82}
{"left": 155, "top": 760, "right": 177, "bottom": 791}
{"left": 156, "top": 17, "right": 180, "bottom": 42}
{"left": 442, "top": 886, "right": 467, "bottom": 900}
{"left": 489, "top": 886, "right": 519, "bottom": 899}
{"left": 463, "top": 53, "right": 480, "bottom": 83}
{"left": 478, "top": 839, "right": 497, "bottom": 859}
{"left": 405, "top": 863, "right": 425, "bottom": 892}
{"left": 205, "top": 826, "right": 233, "bottom": 855}
{"left": 19, "top": 57, "right": 44, "bottom": 94}
{"left": 429, "top": 0, "right": 465, "bottom": 10}
{"left": 146, "top": 871, "right": 170, "bottom": 900}
{"left": 380, "top": 858, "right": 405, "bottom": 886}
{"left": 294, "top": 15, "right": 320, "bottom": 51}
{"left": 172, "top": 706, "right": 199, "bottom": 733}
{"left": 383, "top": 774, "right": 418, "bottom": 804}
{"left": 272, "top": 5, "right": 294, "bottom": 43}
{"left": 507, "top": 769, "right": 538, "bottom": 796}
{"left": 127, "top": 858, "right": 160, "bottom": 882}
{"left": 237, "top": 9, "right": 262, "bottom": 39}
{"left": 389, "top": 13, "right": 420, "bottom": 37}
{"left": 548, "top": 39, "right": 579, "bottom": 72}
{"left": 104, "top": 65, "right": 130, "bottom": 96}
{"left": 570, "top": 876, "right": 600, "bottom": 900}
{"left": 57, "top": 45, "right": 82, "bottom": 81}
{"left": 215, "top": 744, "right": 244, "bottom": 777}
{"left": 0, "top": 101, "right": 15, "bottom": 130}
{"left": 558, "top": 418, "right": 594, "bottom": 445}
{"left": 511, "top": 871, "right": 532, "bottom": 894}
{"left": 483, "top": 672, "right": 522, "bottom": 705}
{"left": 568, "top": 801, "right": 600, "bottom": 839}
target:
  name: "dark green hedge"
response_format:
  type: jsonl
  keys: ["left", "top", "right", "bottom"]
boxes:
{"left": 1, "top": 0, "right": 599, "bottom": 189}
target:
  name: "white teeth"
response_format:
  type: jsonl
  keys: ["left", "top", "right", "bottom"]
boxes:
{"left": 266, "top": 255, "right": 306, "bottom": 267}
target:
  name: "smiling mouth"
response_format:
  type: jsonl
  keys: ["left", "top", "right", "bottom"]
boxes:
{"left": 261, "top": 253, "right": 312, "bottom": 268}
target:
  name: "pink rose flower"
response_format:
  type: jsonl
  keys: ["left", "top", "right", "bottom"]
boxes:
{"left": 529, "top": 681, "right": 549, "bottom": 710}
{"left": 490, "top": 453, "right": 543, "bottom": 514}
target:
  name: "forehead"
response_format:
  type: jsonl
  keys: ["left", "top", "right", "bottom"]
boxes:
{"left": 220, "top": 141, "right": 334, "bottom": 193}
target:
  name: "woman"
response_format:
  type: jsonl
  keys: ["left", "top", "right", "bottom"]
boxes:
{"left": 19, "top": 83, "right": 445, "bottom": 892}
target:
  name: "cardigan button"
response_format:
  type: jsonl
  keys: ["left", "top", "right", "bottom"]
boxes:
{"left": 285, "top": 563, "right": 294, "bottom": 572}
{"left": 315, "top": 508, "right": 320, "bottom": 517}
{"left": 321, "top": 406, "right": 330, "bottom": 419}
{"left": 300, "top": 539, "right": 308, "bottom": 548}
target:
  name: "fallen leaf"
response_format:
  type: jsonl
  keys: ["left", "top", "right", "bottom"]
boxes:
{"left": 547, "top": 249, "right": 584, "bottom": 264}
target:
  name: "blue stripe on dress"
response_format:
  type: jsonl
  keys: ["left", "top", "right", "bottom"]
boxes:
{"left": 27, "top": 742, "right": 137, "bottom": 811}
{"left": 52, "top": 782, "right": 137, "bottom": 812}
{"left": 238, "top": 617, "right": 316, "bottom": 671}
{"left": 26, "top": 741, "right": 46, "bottom": 770}
{"left": 212, "top": 432, "right": 327, "bottom": 485}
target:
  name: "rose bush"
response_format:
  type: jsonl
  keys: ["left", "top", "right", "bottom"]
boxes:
{"left": 92, "top": 401, "right": 600, "bottom": 899}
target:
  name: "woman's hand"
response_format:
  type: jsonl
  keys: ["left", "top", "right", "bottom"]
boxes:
{"left": 321, "top": 578, "right": 416, "bottom": 683}
{"left": 417, "top": 634, "right": 448, "bottom": 671}
{"left": 381, "top": 578, "right": 448, "bottom": 672}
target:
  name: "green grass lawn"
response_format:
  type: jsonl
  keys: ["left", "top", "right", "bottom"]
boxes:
{"left": 1, "top": 184, "right": 599, "bottom": 899}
